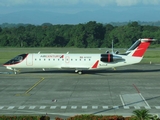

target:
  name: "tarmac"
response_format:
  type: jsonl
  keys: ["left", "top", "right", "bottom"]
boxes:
{"left": 0, "top": 63, "right": 160, "bottom": 119}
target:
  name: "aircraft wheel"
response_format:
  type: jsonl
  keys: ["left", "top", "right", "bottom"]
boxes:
{"left": 78, "top": 71, "right": 82, "bottom": 75}
{"left": 75, "top": 70, "right": 78, "bottom": 73}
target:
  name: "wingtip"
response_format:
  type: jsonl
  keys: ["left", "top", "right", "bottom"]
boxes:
{"left": 140, "top": 38, "right": 156, "bottom": 42}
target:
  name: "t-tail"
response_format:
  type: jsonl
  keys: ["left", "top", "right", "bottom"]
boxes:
{"left": 125, "top": 38, "right": 156, "bottom": 57}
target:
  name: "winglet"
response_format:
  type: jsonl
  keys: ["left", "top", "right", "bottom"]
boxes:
{"left": 141, "top": 38, "right": 156, "bottom": 42}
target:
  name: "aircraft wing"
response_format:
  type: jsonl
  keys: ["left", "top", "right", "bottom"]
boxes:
{"left": 61, "top": 67, "right": 89, "bottom": 70}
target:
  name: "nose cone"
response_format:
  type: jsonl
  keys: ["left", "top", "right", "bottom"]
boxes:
{"left": 3, "top": 61, "right": 11, "bottom": 66}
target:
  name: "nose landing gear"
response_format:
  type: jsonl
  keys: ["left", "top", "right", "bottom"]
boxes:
{"left": 13, "top": 69, "right": 20, "bottom": 75}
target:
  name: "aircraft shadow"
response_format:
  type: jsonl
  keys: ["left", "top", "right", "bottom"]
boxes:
{"left": 19, "top": 68, "right": 160, "bottom": 75}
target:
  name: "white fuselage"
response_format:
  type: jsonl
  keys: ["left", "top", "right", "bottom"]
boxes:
{"left": 6, "top": 53, "right": 142, "bottom": 70}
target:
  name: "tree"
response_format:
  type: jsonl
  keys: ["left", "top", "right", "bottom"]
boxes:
{"left": 132, "top": 109, "right": 152, "bottom": 120}
{"left": 84, "top": 21, "right": 105, "bottom": 47}
{"left": 0, "top": 22, "right": 160, "bottom": 48}
{"left": 0, "top": 27, "right": 2, "bottom": 33}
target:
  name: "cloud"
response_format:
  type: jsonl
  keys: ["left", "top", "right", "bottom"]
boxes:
{"left": 0, "top": 0, "right": 160, "bottom": 7}
{"left": 0, "top": 0, "right": 31, "bottom": 6}
{"left": 142, "top": 0, "right": 160, "bottom": 5}
{"left": 82, "top": 0, "right": 160, "bottom": 6}
{"left": 115, "top": 0, "right": 140, "bottom": 6}
{"left": 0, "top": 0, "right": 79, "bottom": 6}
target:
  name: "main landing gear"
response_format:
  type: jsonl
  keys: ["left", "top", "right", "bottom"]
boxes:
{"left": 75, "top": 70, "right": 83, "bottom": 75}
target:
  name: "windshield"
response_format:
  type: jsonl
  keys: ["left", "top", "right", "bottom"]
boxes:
{"left": 3, "top": 54, "right": 28, "bottom": 65}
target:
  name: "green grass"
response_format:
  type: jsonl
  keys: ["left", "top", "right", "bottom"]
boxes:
{"left": 0, "top": 47, "right": 160, "bottom": 64}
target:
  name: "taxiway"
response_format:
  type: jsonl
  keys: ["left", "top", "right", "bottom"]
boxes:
{"left": 0, "top": 64, "right": 160, "bottom": 119}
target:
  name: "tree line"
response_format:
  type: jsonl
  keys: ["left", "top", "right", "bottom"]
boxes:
{"left": 0, "top": 21, "right": 160, "bottom": 48}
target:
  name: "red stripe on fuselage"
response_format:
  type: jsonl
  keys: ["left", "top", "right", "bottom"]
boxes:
{"left": 132, "top": 42, "right": 150, "bottom": 57}
{"left": 92, "top": 60, "right": 99, "bottom": 68}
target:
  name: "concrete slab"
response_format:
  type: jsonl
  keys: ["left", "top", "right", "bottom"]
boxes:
{"left": 121, "top": 93, "right": 147, "bottom": 106}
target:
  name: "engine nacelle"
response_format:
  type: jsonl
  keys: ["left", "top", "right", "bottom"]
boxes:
{"left": 100, "top": 54, "right": 114, "bottom": 62}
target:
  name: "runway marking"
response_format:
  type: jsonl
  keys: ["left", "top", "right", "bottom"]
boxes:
{"left": 133, "top": 84, "right": 150, "bottom": 108}
{"left": 102, "top": 106, "right": 108, "bottom": 109}
{"left": 7, "top": 106, "right": 14, "bottom": 109}
{"left": 71, "top": 106, "right": 77, "bottom": 109}
{"left": 61, "top": 106, "right": 67, "bottom": 109}
{"left": 82, "top": 106, "right": 87, "bottom": 109}
{"left": 15, "top": 93, "right": 30, "bottom": 96}
{"left": 0, "top": 105, "right": 160, "bottom": 110}
{"left": 133, "top": 84, "right": 140, "bottom": 93}
{"left": 145, "top": 106, "right": 151, "bottom": 109}
{"left": 139, "top": 93, "right": 150, "bottom": 108}
{"left": 119, "top": 95, "right": 125, "bottom": 106}
{"left": 25, "top": 77, "right": 45, "bottom": 94}
{"left": 29, "top": 106, "right": 36, "bottom": 109}
{"left": 18, "top": 106, "right": 25, "bottom": 109}
{"left": 134, "top": 106, "right": 140, "bottom": 109}
{"left": 40, "top": 106, "right": 46, "bottom": 109}
{"left": 124, "top": 106, "right": 129, "bottom": 109}
{"left": 92, "top": 106, "right": 98, "bottom": 109}
{"left": 50, "top": 106, "right": 56, "bottom": 109}
{"left": 155, "top": 106, "right": 160, "bottom": 109}
{"left": 113, "top": 106, "right": 119, "bottom": 109}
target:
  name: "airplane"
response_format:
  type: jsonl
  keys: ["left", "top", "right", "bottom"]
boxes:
{"left": 3, "top": 38, "right": 155, "bottom": 75}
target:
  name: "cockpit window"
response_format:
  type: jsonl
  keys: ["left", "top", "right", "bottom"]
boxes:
{"left": 3, "top": 54, "right": 28, "bottom": 65}
{"left": 14, "top": 56, "right": 23, "bottom": 62}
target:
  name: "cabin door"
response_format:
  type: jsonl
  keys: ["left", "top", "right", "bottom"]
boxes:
{"left": 65, "top": 56, "right": 70, "bottom": 64}
{"left": 26, "top": 54, "right": 33, "bottom": 66}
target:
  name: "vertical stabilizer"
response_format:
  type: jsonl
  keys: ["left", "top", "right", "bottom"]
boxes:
{"left": 126, "top": 38, "right": 156, "bottom": 57}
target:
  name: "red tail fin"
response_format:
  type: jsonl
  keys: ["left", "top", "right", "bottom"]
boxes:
{"left": 126, "top": 38, "right": 155, "bottom": 57}
{"left": 132, "top": 41, "right": 151, "bottom": 57}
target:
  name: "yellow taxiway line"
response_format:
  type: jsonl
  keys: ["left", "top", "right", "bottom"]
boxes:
{"left": 25, "top": 77, "right": 45, "bottom": 94}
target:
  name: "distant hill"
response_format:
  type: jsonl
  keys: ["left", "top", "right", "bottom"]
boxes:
{"left": 0, "top": 6, "right": 160, "bottom": 26}
{"left": 1, "top": 21, "right": 160, "bottom": 29}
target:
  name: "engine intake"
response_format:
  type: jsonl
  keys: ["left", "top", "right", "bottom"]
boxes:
{"left": 101, "top": 54, "right": 114, "bottom": 62}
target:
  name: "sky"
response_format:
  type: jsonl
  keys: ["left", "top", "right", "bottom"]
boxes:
{"left": 0, "top": 0, "right": 160, "bottom": 24}
{"left": 0, "top": 0, "right": 160, "bottom": 14}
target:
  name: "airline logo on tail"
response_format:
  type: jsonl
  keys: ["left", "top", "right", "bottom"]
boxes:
{"left": 126, "top": 38, "right": 156, "bottom": 57}
{"left": 132, "top": 41, "right": 150, "bottom": 57}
